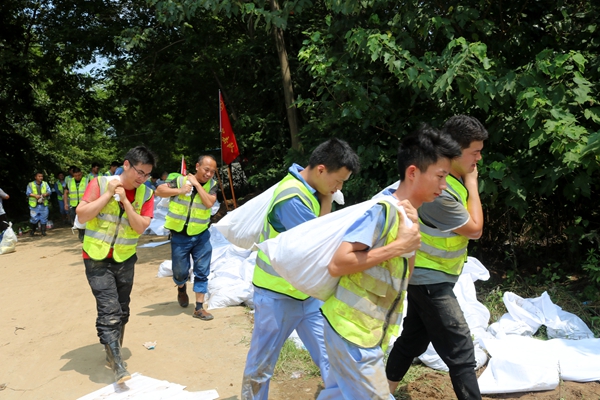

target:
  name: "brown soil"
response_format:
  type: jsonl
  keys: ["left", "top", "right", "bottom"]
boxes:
{"left": 1, "top": 227, "right": 598, "bottom": 399}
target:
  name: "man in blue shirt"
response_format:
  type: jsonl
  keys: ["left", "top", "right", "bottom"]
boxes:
{"left": 241, "top": 138, "right": 360, "bottom": 400}
{"left": 26, "top": 172, "right": 52, "bottom": 236}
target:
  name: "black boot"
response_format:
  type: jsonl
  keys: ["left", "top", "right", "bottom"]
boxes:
{"left": 29, "top": 223, "right": 36, "bottom": 236}
{"left": 41, "top": 224, "right": 47, "bottom": 236}
{"left": 106, "top": 325, "right": 127, "bottom": 367}
{"left": 105, "top": 341, "right": 131, "bottom": 384}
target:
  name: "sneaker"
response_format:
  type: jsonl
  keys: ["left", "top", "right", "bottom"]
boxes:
{"left": 177, "top": 284, "right": 189, "bottom": 308}
{"left": 193, "top": 308, "right": 214, "bottom": 321}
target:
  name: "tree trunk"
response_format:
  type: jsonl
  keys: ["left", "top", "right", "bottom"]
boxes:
{"left": 270, "top": 0, "right": 300, "bottom": 151}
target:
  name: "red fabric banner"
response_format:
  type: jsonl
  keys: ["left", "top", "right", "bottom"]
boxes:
{"left": 220, "top": 92, "right": 240, "bottom": 165}
{"left": 181, "top": 156, "right": 187, "bottom": 175}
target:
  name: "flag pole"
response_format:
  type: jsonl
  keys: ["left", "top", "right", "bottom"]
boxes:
{"left": 218, "top": 90, "right": 231, "bottom": 211}
{"left": 227, "top": 164, "right": 238, "bottom": 208}
{"left": 215, "top": 167, "right": 230, "bottom": 212}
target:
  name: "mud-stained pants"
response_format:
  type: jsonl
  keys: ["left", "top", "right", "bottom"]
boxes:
{"left": 84, "top": 255, "right": 136, "bottom": 344}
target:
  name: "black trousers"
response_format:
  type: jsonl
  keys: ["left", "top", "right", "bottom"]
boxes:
{"left": 386, "top": 282, "right": 482, "bottom": 400}
{"left": 84, "top": 255, "right": 136, "bottom": 344}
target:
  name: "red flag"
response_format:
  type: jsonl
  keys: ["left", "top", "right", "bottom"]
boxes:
{"left": 181, "top": 156, "right": 187, "bottom": 175}
{"left": 220, "top": 91, "right": 240, "bottom": 165}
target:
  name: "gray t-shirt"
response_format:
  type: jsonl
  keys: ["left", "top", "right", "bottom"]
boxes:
{"left": 410, "top": 186, "right": 470, "bottom": 285}
{"left": 0, "top": 188, "right": 7, "bottom": 215}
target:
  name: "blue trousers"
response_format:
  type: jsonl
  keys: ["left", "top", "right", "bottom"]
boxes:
{"left": 241, "top": 287, "right": 330, "bottom": 400}
{"left": 317, "top": 322, "right": 394, "bottom": 400}
{"left": 170, "top": 229, "right": 212, "bottom": 293}
{"left": 29, "top": 205, "right": 49, "bottom": 224}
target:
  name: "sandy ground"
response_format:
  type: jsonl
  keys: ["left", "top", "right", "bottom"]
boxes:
{"left": 1, "top": 226, "right": 598, "bottom": 400}
{"left": 0, "top": 226, "right": 323, "bottom": 400}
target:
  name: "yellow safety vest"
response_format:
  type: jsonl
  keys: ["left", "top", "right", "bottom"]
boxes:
{"left": 321, "top": 202, "right": 407, "bottom": 349}
{"left": 415, "top": 175, "right": 470, "bottom": 276}
{"left": 164, "top": 176, "right": 215, "bottom": 236}
{"left": 68, "top": 177, "right": 88, "bottom": 207}
{"left": 56, "top": 181, "right": 65, "bottom": 201}
{"left": 83, "top": 176, "right": 152, "bottom": 262}
{"left": 253, "top": 173, "right": 321, "bottom": 300}
{"left": 28, "top": 181, "right": 49, "bottom": 207}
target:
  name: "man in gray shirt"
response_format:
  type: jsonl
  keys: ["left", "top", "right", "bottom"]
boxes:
{"left": 386, "top": 115, "right": 488, "bottom": 400}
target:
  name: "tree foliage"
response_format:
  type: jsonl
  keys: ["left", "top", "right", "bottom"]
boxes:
{"left": 2, "top": 0, "right": 599, "bottom": 289}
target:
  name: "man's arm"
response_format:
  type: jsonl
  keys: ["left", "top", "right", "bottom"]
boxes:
{"left": 328, "top": 218, "right": 421, "bottom": 277}
{"left": 186, "top": 175, "right": 217, "bottom": 208}
{"left": 155, "top": 180, "right": 191, "bottom": 198}
{"left": 63, "top": 188, "right": 70, "bottom": 210}
{"left": 77, "top": 179, "right": 120, "bottom": 223}
{"left": 317, "top": 192, "right": 332, "bottom": 216}
{"left": 453, "top": 167, "right": 483, "bottom": 240}
{"left": 114, "top": 186, "right": 151, "bottom": 234}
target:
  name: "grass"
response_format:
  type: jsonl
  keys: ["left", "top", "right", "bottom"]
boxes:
{"left": 272, "top": 339, "right": 321, "bottom": 380}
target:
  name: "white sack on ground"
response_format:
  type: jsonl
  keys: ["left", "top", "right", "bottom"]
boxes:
{"left": 477, "top": 336, "right": 600, "bottom": 394}
{"left": 213, "top": 183, "right": 277, "bottom": 249}
{"left": 489, "top": 291, "right": 594, "bottom": 339}
{"left": 256, "top": 197, "right": 413, "bottom": 301}
{"left": 0, "top": 224, "right": 17, "bottom": 254}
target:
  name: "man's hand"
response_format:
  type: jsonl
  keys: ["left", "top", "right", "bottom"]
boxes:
{"left": 180, "top": 181, "right": 193, "bottom": 195}
{"left": 464, "top": 165, "right": 479, "bottom": 184}
{"left": 107, "top": 179, "right": 122, "bottom": 195}
{"left": 186, "top": 174, "right": 199, "bottom": 186}
{"left": 398, "top": 199, "right": 418, "bottom": 224}
{"left": 392, "top": 219, "right": 421, "bottom": 256}
{"left": 114, "top": 186, "right": 128, "bottom": 206}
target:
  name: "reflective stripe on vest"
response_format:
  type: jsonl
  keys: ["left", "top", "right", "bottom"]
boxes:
{"left": 252, "top": 173, "right": 320, "bottom": 300}
{"left": 82, "top": 176, "right": 152, "bottom": 262}
{"left": 164, "top": 176, "right": 215, "bottom": 236}
{"left": 415, "top": 175, "right": 470, "bottom": 276}
{"left": 68, "top": 178, "right": 88, "bottom": 207}
{"left": 321, "top": 201, "right": 408, "bottom": 349}
{"left": 28, "top": 182, "right": 49, "bottom": 207}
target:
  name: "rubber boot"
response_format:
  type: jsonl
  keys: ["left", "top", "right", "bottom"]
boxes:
{"left": 29, "top": 223, "right": 37, "bottom": 236}
{"left": 41, "top": 224, "right": 47, "bottom": 236}
{"left": 106, "top": 326, "right": 127, "bottom": 367}
{"left": 105, "top": 341, "right": 131, "bottom": 384}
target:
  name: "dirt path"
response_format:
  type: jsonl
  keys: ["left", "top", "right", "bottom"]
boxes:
{"left": 1, "top": 227, "right": 598, "bottom": 399}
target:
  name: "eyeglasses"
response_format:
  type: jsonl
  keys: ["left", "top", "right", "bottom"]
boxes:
{"left": 129, "top": 162, "right": 152, "bottom": 179}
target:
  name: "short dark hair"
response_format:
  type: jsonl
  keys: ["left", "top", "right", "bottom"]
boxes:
{"left": 442, "top": 115, "right": 488, "bottom": 149}
{"left": 125, "top": 146, "right": 156, "bottom": 167}
{"left": 397, "top": 124, "right": 462, "bottom": 180}
{"left": 34, "top": 171, "right": 44, "bottom": 177}
{"left": 72, "top": 167, "right": 82, "bottom": 173}
{"left": 197, "top": 154, "right": 216, "bottom": 165}
{"left": 92, "top": 162, "right": 101, "bottom": 168}
{"left": 110, "top": 161, "right": 120, "bottom": 168}
{"left": 69, "top": 165, "right": 76, "bottom": 171}
{"left": 308, "top": 138, "right": 360, "bottom": 174}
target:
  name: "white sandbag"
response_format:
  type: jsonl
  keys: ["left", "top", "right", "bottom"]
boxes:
{"left": 372, "top": 180, "right": 400, "bottom": 199}
{"left": 419, "top": 342, "right": 488, "bottom": 372}
{"left": 157, "top": 260, "right": 173, "bottom": 277}
{"left": 256, "top": 196, "right": 413, "bottom": 301}
{"left": 0, "top": 224, "right": 18, "bottom": 254}
{"left": 213, "top": 184, "right": 277, "bottom": 249}
{"left": 478, "top": 336, "right": 560, "bottom": 394}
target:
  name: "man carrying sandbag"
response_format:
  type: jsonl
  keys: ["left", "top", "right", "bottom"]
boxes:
{"left": 156, "top": 155, "right": 218, "bottom": 320}
{"left": 386, "top": 115, "right": 488, "bottom": 400}
{"left": 77, "top": 146, "right": 156, "bottom": 384}
{"left": 316, "top": 125, "right": 462, "bottom": 399}
{"left": 241, "top": 138, "right": 360, "bottom": 400}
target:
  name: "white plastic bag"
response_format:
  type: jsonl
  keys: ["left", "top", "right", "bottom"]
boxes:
{"left": 0, "top": 223, "right": 18, "bottom": 254}
{"left": 213, "top": 183, "right": 277, "bottom": 249}
{"left": 256, "top": 196, "right": 413, "bottom": 301}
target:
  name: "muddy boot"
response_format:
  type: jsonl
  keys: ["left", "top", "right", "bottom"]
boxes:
{"left": 105, "top": 341, "right": 131, "bottom": 384}
{"left": 106, "top": 326, "right": 128, "bottom": 367}
{"left": 29, "top": 223, "right": 37, "bottom": 236}
{"left": 41, "top": 224, "right": 47, "bottom": 236}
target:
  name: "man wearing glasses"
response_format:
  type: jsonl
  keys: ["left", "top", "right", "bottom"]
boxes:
{"left": 155, "top": 155, "right": 218, "bottom": 321}
{"left": 77, "top": 146, "right": 156, "bottom": 384}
